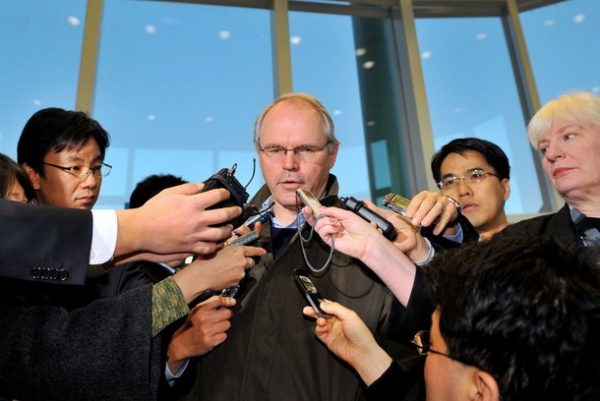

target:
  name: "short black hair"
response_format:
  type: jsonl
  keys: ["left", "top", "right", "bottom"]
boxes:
{"left": 0, "top": 153, "right": 35, "bottom": 201}
{"left": 425, "top": 236, "right": 600, "bottom": 401}
{"left": 17, "top": 107, "right": 110, "bottom": 176}
{"left": 128, "top": 174, "right": 187, "bottom": 208}
{"left": 430, "top": 137, "right": 510, "bottom": 183}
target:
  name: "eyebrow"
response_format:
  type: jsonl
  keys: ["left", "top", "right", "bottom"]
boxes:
{"left": 441, "top": 167, "right": 484, "bottom": 179}
{"left": 63, "top": 154, "right": 103, "bottom": 163}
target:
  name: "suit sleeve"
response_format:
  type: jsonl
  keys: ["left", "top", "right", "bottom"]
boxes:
{"left": 0, "top": 285, "right": 164, "bottom": 401}
{"left": 0, "top": 200, "right": 92, "bottom": 285}
{"left": 388, "top": 267, "right": 435, "bottom": 342}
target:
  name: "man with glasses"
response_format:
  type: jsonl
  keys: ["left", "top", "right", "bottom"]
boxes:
{"left": 430, "top": 138, "right": 510, "bottom": 241}
{"left": 180, "top": 93, "right": 430, "bottom": 401}
{"left": 303, "top": 235, "right": 600, "bottom": 401}
{"left": 16, "top": 107, "right": 115, "bottom": 306}
{"left": 18, "top": 107, "right": 110, "bottom": 209}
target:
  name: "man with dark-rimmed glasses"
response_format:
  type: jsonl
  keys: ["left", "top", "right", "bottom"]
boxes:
{"left": 16, "top": 107, "right": 113, "bottom": 307}
{"left": 431, "top": 137, "right": 511, "bottom": 241}
{"left": 303, "top": 235, "right": 600, "bottom": 401}
{"left": 18, "top": 107, "right": 111, "bottom": 209}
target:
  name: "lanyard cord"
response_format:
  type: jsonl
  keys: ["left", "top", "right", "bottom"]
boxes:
{"left": 295, "top": 193, "right": 335, "bottom": 275}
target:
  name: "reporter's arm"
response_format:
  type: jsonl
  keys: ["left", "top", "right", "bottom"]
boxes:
{"left": 0, "top": 200, "right": 92, "bottom": 285}
{"left": 303, "top": 301, "right": 393, "bottom": 386}
{"left": 310, "top": 206, "right": 416, "bottom": 306}
{"left": 114, "top": 183, "right": 241, "bottom": 263}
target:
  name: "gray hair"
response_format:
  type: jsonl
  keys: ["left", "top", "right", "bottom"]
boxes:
{"left": 253, "top": 92, "right": 337, "bottom": 147}
{"left": 528, "top": 91, "right": 600, "bottom": 147}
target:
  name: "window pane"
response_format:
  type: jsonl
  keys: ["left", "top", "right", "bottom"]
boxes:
{"left": 521, "top": 0, "right": 600, "bottom": 103}
{"left": 290, "top": 11, "right": 368, "bottom": 200}
{"left": 0, "top": 0, "right": 85, "bottom": 160}
{"left": 416, "top": 17, "right": 543, "bottom": 214}
{"left": 94, "top": 0, "right": 273, "bottom": 208}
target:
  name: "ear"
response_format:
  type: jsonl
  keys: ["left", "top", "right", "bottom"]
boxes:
{"left": 327, "top": 140, "right": 339, "bottom": 169}
{"left": 501, "top": 178, "right": 511, "bottom": 202}
{"left": 473, "top": 370, "right": 500, "bottom": 401}
{"left": 22, "top": 163, "right": 42, "bottom": 191}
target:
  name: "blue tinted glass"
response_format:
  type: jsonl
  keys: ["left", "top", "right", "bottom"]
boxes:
{"left": 521, "top": 0, "right": 600, "bottom": 103}
{"left": 0, "top": 0, "right": 85, "bottom": 159}
{"left": 95, "top": 0, "right": 273, "bottom": 208}
{"left": 416, "top": 17, "right": 543, "bottom": 214}
{"left": 290, "top": 11, "right": 370, "bottom": 200}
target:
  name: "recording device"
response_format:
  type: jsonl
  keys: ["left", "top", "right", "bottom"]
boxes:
{"left": 293, "top": 269, "right": 331, "bottom": 318}
{"left": 296, "top": 188, "right": 322, "bottom": 219}
{"left": 202, "top": 164, "right": 250, "bottom": 227}
{"left": 227, "top": 230, "right": 260, "bottom": 246}
{"left": 242, "top": 209, "right": 273, "bottom": 230}
{"left": 340, "top": 196, "right": 398, "bottom": 241}
{"left": 382, "top": 193, "right": 411, "bottom": 217}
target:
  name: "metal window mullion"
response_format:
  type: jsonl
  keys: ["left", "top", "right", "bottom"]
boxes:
{"left": 502, "top": 0, "right": 562, "bottom": 212}
{"left": 393, "top": 0, "right": 437, "bottom": 193}
{"left": 76, "top": 0, "right": 103, "bottom": 114}
{"left": 272, "top": 0, "right": 293, "bottom": 96}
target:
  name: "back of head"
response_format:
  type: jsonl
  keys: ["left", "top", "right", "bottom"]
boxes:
{"left": 528, "top": 91, "right": 600, "bottom": 147}
{"left": 17, "top": 107, "right": 110, "bottom": 174}
{"left": 0, "top": 153, "right": 36, "bottom": 201}
{"left": 129, "top": 174, "right": 187, "bottom": 208}
{"left": 430, "top": 137, "right": 510, "bottom": 183}
{"left": 253, "top": 92, "right": 337, "bottom": 146}
{"left": 425, "top": 236, "right": 600, "bottom": 401}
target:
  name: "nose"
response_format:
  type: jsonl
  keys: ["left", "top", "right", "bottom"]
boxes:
{"left": 80, "top": 169, "right": 100, "bottom": 188}
{"left": 282, "top": 149, "right": 300, "bottom": 170}
{"left": 456, "top": 179, "right": 473, "bottom": 197}
{"left": 543, "top": 142, "right": 564, "bottom": 162}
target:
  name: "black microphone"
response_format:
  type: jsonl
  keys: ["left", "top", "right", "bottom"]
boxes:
{"left": 340, "top": 196, "right": 397, "bottom": 241}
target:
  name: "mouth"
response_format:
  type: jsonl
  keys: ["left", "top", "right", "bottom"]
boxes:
{"left": 461, "top": 203, "right": 477, "bottom": 212}
{"left": 278, "top": 179, "right": 304, "bottom": 190}
{"left": 552, "top": 167, "right": 572, "bottom": 178}
{"left": 77, "top": 196, "right": 96, "bottom": 205}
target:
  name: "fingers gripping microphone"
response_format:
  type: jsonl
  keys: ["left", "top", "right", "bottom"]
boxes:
{"left": 340, "top": 196, "right": 397, "bottom": 241}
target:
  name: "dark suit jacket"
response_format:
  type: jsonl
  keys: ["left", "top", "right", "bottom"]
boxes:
{"left": 499, "top": 203, "right": 576, "bottom": 247}
{"left": 0, "top": 200, "right": 92, "bottom": 285}
{"left": 0, "top": 200, "right": 165, "bottom": 401}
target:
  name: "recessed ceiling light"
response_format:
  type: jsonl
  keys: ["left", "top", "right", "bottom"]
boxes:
{"left": 67, "top": 16, "right": 80, "bottom": 26}
{"left": 363, "top": 61, "right": 375, "bottom": 69}
{"left": 355, "top": 48, "right": 366, "bottom": 57}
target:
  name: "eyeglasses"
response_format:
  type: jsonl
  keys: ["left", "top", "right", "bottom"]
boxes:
{"left": 411, "top": 330, "right": 476, "bottom": 367}
{"left": 437, "top": 168, "right": 499, "bottom": 190}
{"left": 258, "top": 142, "right": 332, "bottom": 162}
{"left": 42, "top": 161, "right": 112, "bottom": 178}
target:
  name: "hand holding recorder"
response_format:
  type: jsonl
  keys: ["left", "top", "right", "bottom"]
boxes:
{"left": 386, "top": 191, "right": 460, "bottom": 236}
{"left": 302, "top": 300, "right": 392, "bottom": 386}
{"left": 303, "top": 203, "right": 418, "bottom": 306}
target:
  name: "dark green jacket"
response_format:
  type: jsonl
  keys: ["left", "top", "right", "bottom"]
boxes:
{"left": 180, "top": 175, "right": 406, "bottom": 401}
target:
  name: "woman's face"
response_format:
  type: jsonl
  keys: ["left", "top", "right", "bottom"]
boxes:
{"left": 5, "top": 181, "right": 28, "bottom": 203}
{"left": 537, "top": 119, "right": 600, "bottom": 202}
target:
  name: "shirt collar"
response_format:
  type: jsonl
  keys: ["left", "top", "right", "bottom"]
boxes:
{"left": 261, "top": 195, "right": 306, "bottom": 229}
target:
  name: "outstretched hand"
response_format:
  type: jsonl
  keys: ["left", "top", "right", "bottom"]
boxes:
{"left": 303, "top": 300, "right": 392, "bottom": 386}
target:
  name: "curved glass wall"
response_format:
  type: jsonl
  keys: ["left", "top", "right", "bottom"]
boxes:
{"left": 0, "top": 0, "right": 85, "bottom": 160}
{"left": 416, "top": 16, "right": 544, "bottom": 214}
